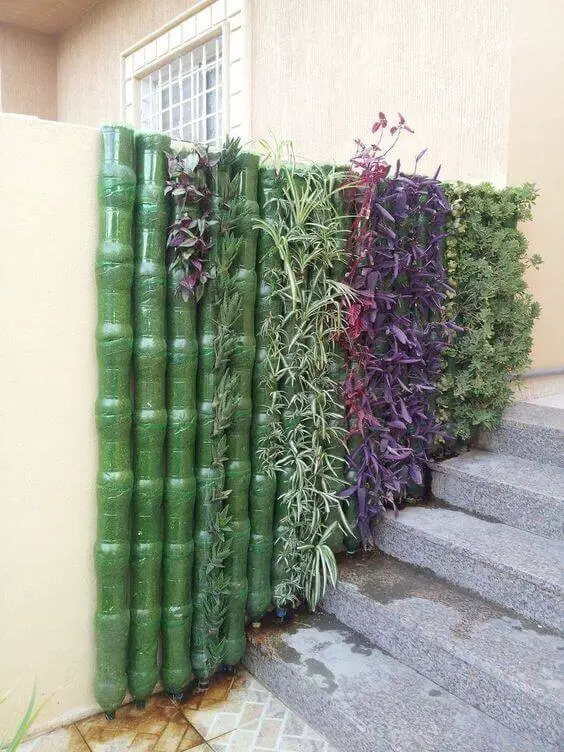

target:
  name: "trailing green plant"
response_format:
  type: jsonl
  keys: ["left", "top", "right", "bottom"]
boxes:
{"left": 436, "top": 182, "right": 540, "bottom": 445}
{"left": 222, "top": 153, "right": 260, "bottom": 667}
{"left": 128, "top": 132, "right": 168, "bottom": 705}
{"left": 322, "top": 165, "right": 352, "bottom": 555}
{"left": 94, "top": 124, "right": 136, "bottom": 716}
{"left": 191, "top": 140, "right": 245, "bottom": 686}
{"left": 257, "top": 152, "right": 355, "bottom": 612}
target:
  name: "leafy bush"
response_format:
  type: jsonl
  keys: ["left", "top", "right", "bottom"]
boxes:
{"left": 436, "top": 182, "right": 541, "bottom": 445}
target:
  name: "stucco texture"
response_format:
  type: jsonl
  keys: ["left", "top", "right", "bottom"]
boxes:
{"left": 57, "top": 0, "right": 199, "bottom": 127}
{"left": 0, "top": 115, "right": 100, "bottom": 735}
{"left": 0, "top": 23, "right": 57, "bottom": 120}
{"left": 508, "top": 0, "right": 564, "bottom": 372}
{"left": 250, "top": 0, "right": 512, "bottom": 184}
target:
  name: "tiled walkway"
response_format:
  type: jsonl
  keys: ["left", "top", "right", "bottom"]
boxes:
{"left": 20, "top": 670, "right": 335, "bottom": 752}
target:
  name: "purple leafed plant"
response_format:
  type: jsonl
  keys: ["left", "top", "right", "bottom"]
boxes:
{"left": 165, "top": 146, "right": 219, "bottom": 301}
{"left": 340, "top": 114, "right": 455, "bottom": 547}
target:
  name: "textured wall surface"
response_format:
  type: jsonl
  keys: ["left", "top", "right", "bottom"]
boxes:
{"left": 57, "top": 0, "right": 199, "bottom": 126}
{"left": 250, "top": 0, "right": 512, "bottom": 184}
{"left": 0, "top": 23, "right": 57, "bottom": 119}
{"left": 508, "top": 0, "right": 564, "bottom": 372}
{"left": 0, "top": 115, "right": 100, "bottom": 734}
{"left": 58, "top": 0, "right": 512, "bottom": 184}
{"left": 0, "top": 0, "right": 101, "bottom": 34}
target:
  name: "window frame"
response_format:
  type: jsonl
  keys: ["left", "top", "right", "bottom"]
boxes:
{"left": 121, "top": 0, "right": 248, "bottom": 144}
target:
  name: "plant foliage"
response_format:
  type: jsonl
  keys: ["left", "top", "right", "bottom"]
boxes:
{"left": 165, "top": 137, "right": 243, "bottom": 301}
{"left": 436, "top": 182, "right": 540, "bottom": 445}
{"left": 1, "top": 686, "right": 42, "bottom": 751}
{"left": 257, "top": 152, "right": 355, "bottom": 610}
{"left": 341, "top": 114, "right": 454, "bottom": 546}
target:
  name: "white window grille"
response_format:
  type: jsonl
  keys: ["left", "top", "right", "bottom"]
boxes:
{"left": 122, "top": 0, "right": 247, "bottom": 142}
{"left": 139, "top": 36, "right": 223, "bottom": 146}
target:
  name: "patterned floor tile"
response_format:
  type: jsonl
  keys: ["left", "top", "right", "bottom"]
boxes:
{"left": 19, "top": 726, "right": 89, "bottom": 752}
{"left": 76, "top": 694, "right": 206, "bottom": 752}
{"left": 207, "top": 726, "right": 333, "bottom": 751}
{"left": 176, "top": 669, "right": 333, "bottom": 751}
{"left": 20, "top": 669, "right": 333, "bottom": 752}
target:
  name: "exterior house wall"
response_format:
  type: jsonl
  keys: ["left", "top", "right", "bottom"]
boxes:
{"left": 251, "top": 0, "right": 512, "bottom": 184}
{"left": 58, "top": 0, "right": 513, "bottom": 184}
{"left": 0, "top": 23, "right": 57, "bottom": 119}
{"left": 57, "top": 0, "right": 200, "bottom": 126}
{"left": 508, "top": 0, "right": 564, "bottom": 373}
{"left": 0, "top": 114, "right": 100, "bottom": 735}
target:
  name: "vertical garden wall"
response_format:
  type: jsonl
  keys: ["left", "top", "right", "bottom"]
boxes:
{"left": 94, "top": 120, "right": 538, "bottom": 713}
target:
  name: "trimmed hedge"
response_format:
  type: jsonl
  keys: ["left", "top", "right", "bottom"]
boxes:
{"left": 437, "top": 182, "right": 541, "bottom": 445}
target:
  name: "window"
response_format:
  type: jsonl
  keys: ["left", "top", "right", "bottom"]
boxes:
{"left": 122, "top": 0, "right": 247, "bottom": 143}
{"left": 139, "top": 36, "right": 223, "bottom": 146}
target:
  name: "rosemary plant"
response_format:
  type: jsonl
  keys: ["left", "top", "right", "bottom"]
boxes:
{"left": 256, "top": 153, "right": 355, "bottom": 611}
{"left": 192, "top": 139, "right": 247, "bottom": 685}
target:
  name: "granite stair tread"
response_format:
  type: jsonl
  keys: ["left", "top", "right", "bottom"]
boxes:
{"left": 373, "top": 506, "right": 564, "bottom": 629}
{"left": 323, "top": 552, "right": 563, "bottom": 748}
{"left": 244, "top": 611, "right": 546, "bottom": 752}
{"left": 431, "top": 449, "right": 564, "bottom": 538}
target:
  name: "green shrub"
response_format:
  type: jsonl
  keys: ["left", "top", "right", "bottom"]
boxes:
{"left": 437, "top": 182, "right": 541, "bottom": 445}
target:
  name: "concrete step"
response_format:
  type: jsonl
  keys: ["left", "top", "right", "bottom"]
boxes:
{"left": 476, "top": 401, "right": 564, "bottom": 467}
{"left": 431, "top": 450, "right": 564, "bottom": 539}
{"left": 373, "top": 507, "right": 564, "bottom": 630}
{"left": 244, "top": 611, "right": 543, "bottom": 752}
{"left": 323, "top": 553, "right": 563, "bottom": 749}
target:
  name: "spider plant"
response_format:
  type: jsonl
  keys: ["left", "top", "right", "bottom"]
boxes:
{"left": 256, "top": 148, "right": 356, "bottom": 611}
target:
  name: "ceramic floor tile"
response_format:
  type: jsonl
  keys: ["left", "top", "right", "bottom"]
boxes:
{"left": 76, "top": 693, "right": 206, "bottom": 752}
{"left": 207, "top": 728, "right": 257, "bottom": 751}
{"left": 153, "top": 720, "right": 188, "bottom": 751}
{"left": 178, "top": 724, "right": 209, "bottom": 751}
{"left": 207, "top": 725, "right": 334, "bottom": 752}
{"left": 129, "top": 735, "right": 160, "bottom": 752}
{"left": 19, "top": 726, "right": 89, "bottom": 752}
{"left": 175, "top": 668, "right": 333, "bottom": 751}
{"left": 20, "top": 668, "right": 333, "bottom": 752}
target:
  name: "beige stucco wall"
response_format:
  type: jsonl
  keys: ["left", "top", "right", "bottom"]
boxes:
{"left": 0, "top": 114, "right": 99, "bottom": 735}
{"left": 57, "top": 0, "right": 199, "bottom": 127}
{"left": 0, "top": 23, "right": 57, "bottom": 120}
{"left": 59, "top": 0, "right": 512, "bottom": 185}
{"left": 250, "top": 0, "right": 512, "bottom": 183}
{"left": 508, "top": 0, "right": 564, "bottom": 373}
{"left": 55, "top": 0, "right": 563, "bottom": 374}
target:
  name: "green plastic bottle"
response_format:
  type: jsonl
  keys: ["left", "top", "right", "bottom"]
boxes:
{"left": 94, "top": 125, "right": 136, "bottom": 715}
{"left": 223, "top": 153, "right": 259, "bottom": 664}
{"left": 162, "top": 143, "right": 199, "bottom": 697}
{"left": 247, "top": 168, "right": 283, "bottom": 625}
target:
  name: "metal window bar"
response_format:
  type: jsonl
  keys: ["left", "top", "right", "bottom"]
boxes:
{"left": 139, "top": 35, "right": 223, "bottom": 147}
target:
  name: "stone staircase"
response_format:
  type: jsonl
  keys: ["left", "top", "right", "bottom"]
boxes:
{"left": 244, "top": 398, "right": 564, "bottom": 752}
